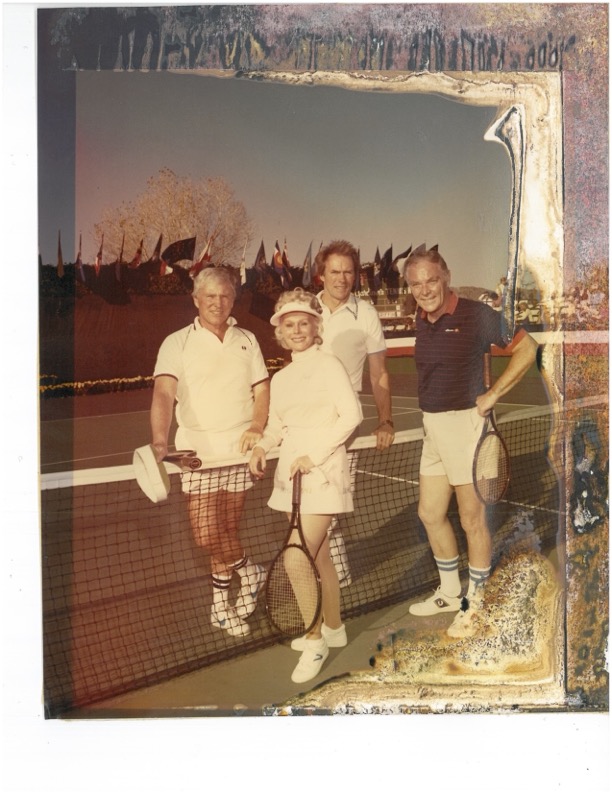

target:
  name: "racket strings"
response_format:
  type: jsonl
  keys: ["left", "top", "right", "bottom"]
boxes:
{"left": 266, "top": 546, "right": 321, "bottom": 636}
{"left": 474, "top": 432, "right": 510, "bottom": 503}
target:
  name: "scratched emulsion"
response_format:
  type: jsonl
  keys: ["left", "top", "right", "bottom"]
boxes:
{"left": 266, "top": 529, "right": 564, "bottom": 715}
{"left": 39, "top": 4, "right": 608, "bottom": 712}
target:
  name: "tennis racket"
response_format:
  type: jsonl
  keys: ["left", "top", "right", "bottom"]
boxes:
{"left": 472, "top": 353, "right": 511, "bottom": 504}
{"left": 265, "top": 471, "right": 323, "bottom": 637}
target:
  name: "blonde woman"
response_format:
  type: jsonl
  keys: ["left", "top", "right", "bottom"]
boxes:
{"left": 249, "top": 288, "right": 362, "bottom": 683}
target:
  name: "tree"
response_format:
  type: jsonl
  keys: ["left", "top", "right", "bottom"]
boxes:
{"left": 93, "top": 167, "right": 253, "bottom": 268}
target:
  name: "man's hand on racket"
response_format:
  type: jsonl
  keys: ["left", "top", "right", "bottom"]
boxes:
{"left": 249, "top": 447, "right": 267, "bottom": 479}
{"left": 239, "top": 424, "right": 264, "bottom": 455}
{"left": 475, "top": 390, "right": 498, "bottom": 417}
{"left": 151, "top": 441, "right": 168, "bottom": 464}
{"left": 290, "top": 456, "right": 316, "bottom": 477}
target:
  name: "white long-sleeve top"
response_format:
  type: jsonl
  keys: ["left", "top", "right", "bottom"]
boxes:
{"left": 257, "top": 344, "right": 363, "bottom": 514}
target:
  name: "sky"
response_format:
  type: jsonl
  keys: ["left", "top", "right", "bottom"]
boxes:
{"left": 42, "top": 69, "right": 512, "bottom": 289}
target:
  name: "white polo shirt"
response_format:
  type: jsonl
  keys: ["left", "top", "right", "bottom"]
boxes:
{"left": 154, "top": 317, "right": 269, "bottom": 442}
{"left": 316, "top": 292, "right": 387, "bottom": 392}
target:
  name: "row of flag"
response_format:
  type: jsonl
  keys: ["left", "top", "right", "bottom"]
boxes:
{"left": 55, "top": 230, "right": 430, "bottom": 291}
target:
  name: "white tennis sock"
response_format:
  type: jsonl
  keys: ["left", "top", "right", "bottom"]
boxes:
{"left": 467, "top": 565, "right": 491, "bottom": 598}
{"left": 434, "top": 555, "right": 462, "bottom": 597}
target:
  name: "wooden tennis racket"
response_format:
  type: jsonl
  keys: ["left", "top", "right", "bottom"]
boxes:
{"left": 265, "top": 471, "right": 323, "bottom": 637}
{"left": 472, "top": 353, "right": 511, "bottom": 504}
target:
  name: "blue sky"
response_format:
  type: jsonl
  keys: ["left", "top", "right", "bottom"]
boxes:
{"left": 43, "top": 70, "right": 511, "bottom": 288}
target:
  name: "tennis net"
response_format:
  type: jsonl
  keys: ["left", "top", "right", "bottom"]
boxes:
{"left": 41, "top": 404, "right": 562, "bottom": 715}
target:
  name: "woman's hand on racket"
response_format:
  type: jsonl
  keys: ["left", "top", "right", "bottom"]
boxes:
{"left": 249, "top": 446, "right": 267, "bottom": 479}
{"left": 289, "top": 456, "right": 316, "bottom": 478}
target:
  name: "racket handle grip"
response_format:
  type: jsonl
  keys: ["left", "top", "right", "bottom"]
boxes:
{"left": 292, "top": 469, "right": 302, "bottom": 506}
{"left": 483, "top": 352, "right": 492, "bottom": 390}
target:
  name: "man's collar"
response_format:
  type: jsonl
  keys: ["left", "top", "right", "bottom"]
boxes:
{"left": 419, "top": 290, "right": 458, "bottom": 320}
{"left": 194, "top": 315, "right": 237, "bottom": 331}
{"left": 316, "top": 291, "right": 358, "bottom": 314}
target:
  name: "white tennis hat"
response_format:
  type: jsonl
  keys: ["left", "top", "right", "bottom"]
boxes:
{"left": 270, "top": 301, "right": 322, "bottom": 326}
{"left": 133, "top": 444, "right": 171, "bottom": 503}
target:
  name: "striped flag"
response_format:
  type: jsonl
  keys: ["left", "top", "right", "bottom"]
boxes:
{"left": 57, "top": 231, "right": 64, "bottom": 278}
{"left": 190, "top": 234, "right": 214, "bottom": 278}
{"left": 94, "top": 234, "right": 104, "bottom": 276}
{"left": 272, "top": 240, "right": 291, "bottom": 289}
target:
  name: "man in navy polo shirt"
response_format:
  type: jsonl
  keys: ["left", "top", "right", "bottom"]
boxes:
{"left": 402, "top": 246, "right": 538, "bottom": 637}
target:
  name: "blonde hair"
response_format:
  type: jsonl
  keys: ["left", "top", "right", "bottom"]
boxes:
{"left": 273, "top": 288, "right": 324, "bottom": 349}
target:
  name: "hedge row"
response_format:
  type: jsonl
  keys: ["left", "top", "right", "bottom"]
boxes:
{"left": 39, "top": 358, "right": 287, "bottom": 398}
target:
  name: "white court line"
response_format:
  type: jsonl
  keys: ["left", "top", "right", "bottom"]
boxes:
{"left": 356, "top": 468, "right": 419, "bottom": 486}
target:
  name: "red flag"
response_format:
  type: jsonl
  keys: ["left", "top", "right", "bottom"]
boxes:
{"left": 57, "top": 231, "right": 64, "bottom": 278}
{"left": 94, "top": 234, "right": 104, "bottom": 277}
{"left": 190, "top": 234, "right": 215, "bottom": 278}
{"left": 128, "top": 239, "right": 143, "bottom": 269}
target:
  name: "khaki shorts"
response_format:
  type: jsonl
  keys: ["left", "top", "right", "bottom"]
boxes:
{"left": 420, "top": 408, "right": 484, "bottom": 486}
{"left": 180, "top": 463, "right": 254, "bottom": 495}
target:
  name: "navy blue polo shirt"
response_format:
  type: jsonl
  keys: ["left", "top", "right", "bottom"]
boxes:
{"left": 415, "top": 292, "right": 515, "bottom": 412}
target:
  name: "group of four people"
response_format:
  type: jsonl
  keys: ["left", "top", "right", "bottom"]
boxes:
{"left": 150, "top": 240, "right": 538, "bottom": 685}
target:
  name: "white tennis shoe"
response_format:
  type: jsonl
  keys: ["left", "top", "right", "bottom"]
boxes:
{"left": 211, "top": 605, "right": 250, "bottom": 638}
{"left": 408, "top": 586, "right": 462, "bottom": 616}
{"left": 234, "top": 563, "right": 266, "bottom": 619}
{"left": 290, "top": 623, "right": 347, "bottom": 651}
{"left": 291, "top": 637, "right": 329, "bottom": 684}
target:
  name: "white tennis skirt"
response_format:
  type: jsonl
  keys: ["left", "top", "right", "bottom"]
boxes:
{"left": 268, "top": 443, "right": 353, "bottom": 515}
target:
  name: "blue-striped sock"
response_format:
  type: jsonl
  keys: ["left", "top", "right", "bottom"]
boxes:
{"left": 434, "top": 555, "right": 461, "bottom": 597}
{"left": 467, "top": 565, "right": 491, "bottom": 598}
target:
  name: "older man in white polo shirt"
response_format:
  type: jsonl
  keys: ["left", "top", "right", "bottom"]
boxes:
{"left": 151, "top": 266, "right": 270, "bottom": 638}
{"left": 314, "top": 240, "right": 395, "bottom": 585}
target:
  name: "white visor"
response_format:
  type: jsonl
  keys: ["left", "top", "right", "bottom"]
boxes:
{"left": 270, "top": 301, "right": 322, "bottom": 326}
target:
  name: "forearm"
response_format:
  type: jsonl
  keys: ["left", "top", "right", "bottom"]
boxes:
{"left": 150, "top": 387, "right": 175, "bottom": 449}
{"left": 250, "top": 382, "right": 270, "bottom": 433}
{"left": 370, "top": 365, "right": 393, "bottom": 423}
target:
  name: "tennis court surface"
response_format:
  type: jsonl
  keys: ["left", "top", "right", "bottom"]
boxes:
{"left": 40, "top": 359, "right": 563, "bottom": 717}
